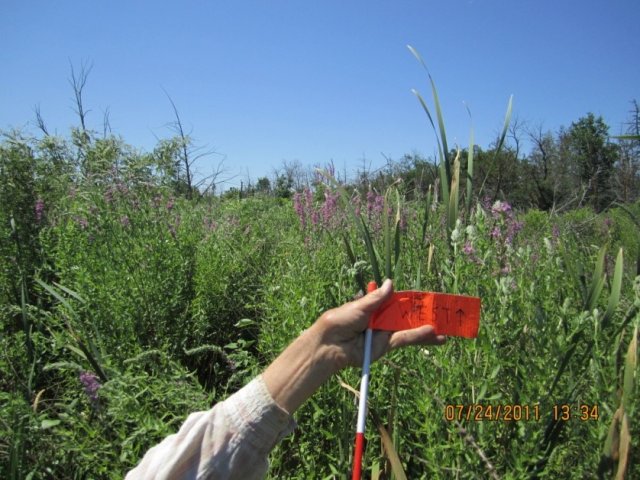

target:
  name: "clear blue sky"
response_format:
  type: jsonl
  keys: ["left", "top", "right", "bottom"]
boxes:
{"left": 2, "top": 1, "right": 638, "bottom": 190}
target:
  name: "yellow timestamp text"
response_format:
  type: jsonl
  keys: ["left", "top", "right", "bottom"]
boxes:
{"left": 552, "top": 404, "right": 599, "bottom": 421}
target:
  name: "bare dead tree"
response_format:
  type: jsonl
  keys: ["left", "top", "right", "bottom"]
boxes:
{"left": 69, "top": 60, "right": 93, "bottom": 134}
{"left": 102, "top": 107, "right": 112, "bottom": 138}
{"left": 195, "top": 153, "right": 237, "bottom": 198}
{"left": 162, "top": 89, "right": 195, "bottom": 198}
{"left": 507, "top": 116, "right": 526, "bottom": 161}
{"left": 33, "top": 104, "right": 50, "bottom": 136}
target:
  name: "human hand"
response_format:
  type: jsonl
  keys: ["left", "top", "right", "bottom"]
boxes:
{"left": 311, "top": 279, "right": 447, "bottom": 371}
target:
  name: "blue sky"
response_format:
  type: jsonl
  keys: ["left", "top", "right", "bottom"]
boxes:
{"left": 2, "top": 1, "right": 638, "bottom": 190}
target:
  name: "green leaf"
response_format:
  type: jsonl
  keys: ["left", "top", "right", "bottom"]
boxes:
{"left": 466, "top": 123, "right": 475, "bottom": 214}
{"left": 361, "top": 217, "right": 382, "bottom": 286}
{"left": 622, "top": 325, "right": 637, "bottom": 413}
{"left": 617, "top": 413, "right": 631, "bottom": 479}
{"left": 603, "top": 248, "right": 624, "bottom": 327}
{"left": 40, "top": 419, "right": 61, "bottom": 430}
{"left": 234, "top": 318, "right": 255, "bottom": 328}
{"left": 601, "top": 406, "right": 621, "bottom": 459}
{"left": 53, "top": 282, "right": 86, "bottom": 304}
{"left": 448, "top": 149, "right": 461, "bottom": 240}
{"left": 494, "top": 95, "right": 513, "bottom": 156}
{"left": 384, "top": 190, "right": 392, "bottom": 280}
{"left": 376, "top": 422, "right": 407, "bottom": 480}
{"left": 586, "top": 246, "right": 607, "bottom": 311}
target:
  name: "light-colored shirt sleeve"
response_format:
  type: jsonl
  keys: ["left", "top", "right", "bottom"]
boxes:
{"left": 125, "top": 375, "right": 296, "bottom": 480}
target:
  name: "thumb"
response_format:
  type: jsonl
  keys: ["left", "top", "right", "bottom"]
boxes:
{"left": 355, "top": 279, "right": 394, "bottom": 314}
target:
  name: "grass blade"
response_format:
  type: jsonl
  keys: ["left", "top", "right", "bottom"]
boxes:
{"left": 384, "top": 190, "right": 392, "bottom": 280}
{"left": 421, "top": 184, "right": 432, "bottom": 245}
{"left": 447, "top": 149, "right": 461, "bottom": 240}
{"left": 603, "top": 248, "right": 624, "bottom": 327}
{"left": 494, "top": 95, "right": 513, "bottom": 155}
{"left": 342, "top": 233, "right": 366, "bottom": 294}
{"left": 616, "top": 413, "right": 630, "bottom": 480}
{"left": 466, "top": 121, "right": 475, "bottom": 214}
{"left": 586, "top": 246, "right": 607, "bottom": 311}
{"left": 622, "top": 325, "right": 637, "bottom": 413}
{"left": 376, "top": 422, "right": 407, "bottom": 480}
{"left": 361, "top": 216, "right": 382, "bottom": 286}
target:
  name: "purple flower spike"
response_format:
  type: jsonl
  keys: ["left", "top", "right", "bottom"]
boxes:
{"left": 462, "top": 241, "right": 475, "bottom": 256}
{"left": 79, "top": 371, "right": 101, "bottom": 404}
{"left": 35, "top": 198, "right": 45, "bottom": 223}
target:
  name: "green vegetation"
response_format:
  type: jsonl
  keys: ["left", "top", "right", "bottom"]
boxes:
{"left": 1, "top": 63, "right": 639, "bottom": 478}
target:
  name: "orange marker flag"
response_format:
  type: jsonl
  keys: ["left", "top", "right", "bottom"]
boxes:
{"left": 369, "top": 291, "right": 480, "bottom": 338}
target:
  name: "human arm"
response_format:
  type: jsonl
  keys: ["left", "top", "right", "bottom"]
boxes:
{"left": 126, "top": 279, "right": 446, "bottom": 478}
{"left": 262, "top": 278, "right": 446, "bottom": 414}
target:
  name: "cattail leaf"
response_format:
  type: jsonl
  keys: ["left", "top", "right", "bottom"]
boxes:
{"left": 466, "top": 126, "right": 475, "bottom": 214}
{"left": 410, "top": 87, "right": 449, "bottom": 205}
{"left": 408, "top": 45, "right": 450, "bottom": 174}
{"left": 586, "top": 246, "right": 607, "bottom": 311}
{"left": 394, "top": 188, "right": 401, "bottom": 271}
{"left": 421, "top": 185, "right": 432, "bottom": 245}
{"left": 361, "top": 216, "right": 382, "bottom": 286}
{"left": 410, "top": 88, "right": 439, "bottom": 145}
{"left": 603, "top": 248, "right": 624, "bottom": 327}
{"left": 622, "top": 325, "right": 637, "bottom": 413}
{"left": 447, "top": 149, "right": 461, "bottom": 242}
{"left": 616, "top": 413, "right": 631, "bottom": 480}
{"left": 494, "top": 95, "right": 513, "bottom": 156}
{"left": 602, "top": 406, "right": 622, "bottom": 460}
{"left": 376, "top": 422, "right": 407, "bottom": 480}
{"left": 384, "top": 190, "right": 392, "bottom": 280}
{"left": 427, "top": 243, "right": 434, "bottom": 275}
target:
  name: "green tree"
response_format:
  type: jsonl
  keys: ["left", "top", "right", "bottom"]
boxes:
{"left": 255, "top": 177, "right": 271, "bottom": 195}
{"left": 567, "top": 113, "right": 619, "bottom": 211}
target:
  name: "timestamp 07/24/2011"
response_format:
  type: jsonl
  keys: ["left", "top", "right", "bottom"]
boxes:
{"left": 443, "top": 404, "right": 600, "bottom": 422}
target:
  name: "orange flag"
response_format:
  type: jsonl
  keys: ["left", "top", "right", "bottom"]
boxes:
{"left": 369, "top": 291, "right": 480, "bottom": 338}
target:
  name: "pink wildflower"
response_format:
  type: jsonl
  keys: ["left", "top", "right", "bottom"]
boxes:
{"left": 35, "top": 198, "right": 45, "bottom": 223}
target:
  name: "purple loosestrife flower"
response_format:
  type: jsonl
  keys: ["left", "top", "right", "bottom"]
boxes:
{"left": 552, "top": 224, "right": 560, "bottom": 243}
{"left": 505, "top": 220, "right": 523, "bottom": 246}
{"left": 366, "top": 190, "right": 376, "bottom": 218}
{"left": 75, "top": 216, "right": 89, "bottom": 230}
{"left": 311, "top": 210, "right": 320, "bottom": 227}
{"left": 79, "top": 371, "right": 101, "bottom": 404}
{"left": 35, "top": 198, "right": 45, "bottom": 223}
{"left": 104, "top": 186, "right": 114, "bottom": 204}
{"left": 491, "top": 200, "right": 512, "bottom": 218}
{"left": 373, "top": 194, "right": 384, "bottom": 216}
{"left": 293, "top": 192, "right": 306, "bottom": 229}
{"left": 353, "top": 194, "right": 362, "bottom": 217}
{"left": 462, "top": 241, "right": 475, "bottom": 256}
{"left": 322, "top": 190, "right": 339, "bottom": 227}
